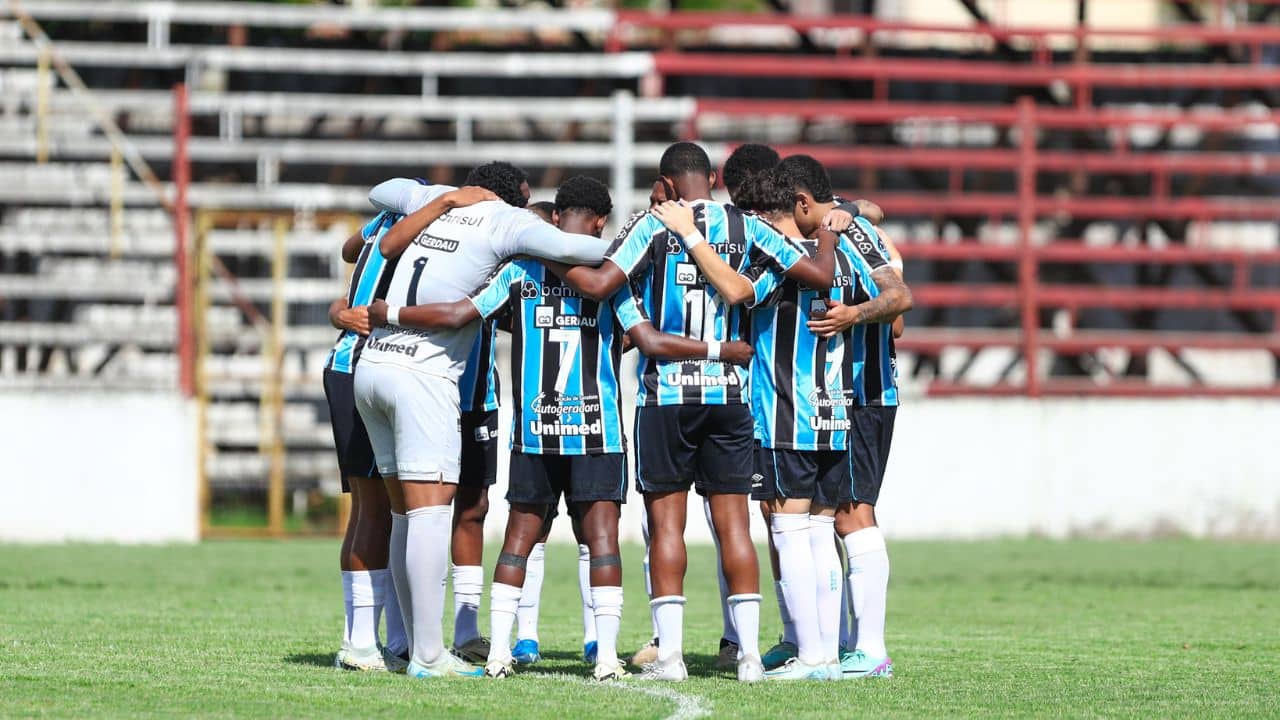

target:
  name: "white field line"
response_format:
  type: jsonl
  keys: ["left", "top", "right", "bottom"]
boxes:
{"left": 546, "top": 672, "right": 711, "bottom": 720}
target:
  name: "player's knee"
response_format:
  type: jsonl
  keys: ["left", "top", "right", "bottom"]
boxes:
{"left": 458, "top": 493, "right": 489, "bottom": 525}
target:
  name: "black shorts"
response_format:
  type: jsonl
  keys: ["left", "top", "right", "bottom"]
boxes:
{"left": 844, "top": 405, "right": 897, "bottom": 506}
{"left": 323, "top": 368, "right": 379, "bottom": 492}
{"left": 508, "top": 452, "right": 628, "bottom": 506}
{"left": 751, "top": 448, "right": 849, "bottom": 508}
{"left": 459, "top": 409, "right": 499, "bottom": 488}
{"left": 634, "top": 404, "right": 754, "bottom": 495}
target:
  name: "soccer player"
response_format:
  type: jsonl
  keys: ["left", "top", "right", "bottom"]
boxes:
{"left": 548, "top": 142, "right": 838, "bottom": 683}
{"left": 652, "top": 163, "right": 905, "bottom": 682}
{"left": 354, "top": 162, "right": 613, "bottom": 680}
{"left": 366, "top": 175, "right": 752, "bottom": 682}
{"left": 325, "top": 189, "right": 491, "bottom": 673}
{"left": 325, "top": 211, "right": 404, "bottom": 673}
{"left": 781, "top": 154, "right": 911, "bottom": 679}
{"left": 449, "top": 313, "right": 500, "bottom": 664}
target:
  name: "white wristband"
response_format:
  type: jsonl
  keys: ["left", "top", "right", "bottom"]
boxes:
{"left": 386, "top": 305, "right": 401, "bottom": 326}
{"left": 706, "top": 340, "right": 721, "bottom": 361}
{"left": 682, "top": 230, "right": 706, "bottom": 250}
{"left": 889, "top": 258, "right": 904, "bottom": 272}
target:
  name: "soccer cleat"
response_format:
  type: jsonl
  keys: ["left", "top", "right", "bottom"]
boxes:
{"left": 825, "top": 659, "right": 843, "bottom": 681}
{"left": 765, "top": 657, "right": 831, "bottom": 681}
{"left": 452, "top": 636, "right": 491, "bottom": 664}
{"left": 592, "top": 661, "right": 629, "bottom": 682}
{"left": 380, "top": 646, "right": 410, "bottom": 674}
{"left": 840, "top": 649, "right": 894, "bottom": 679}
{"left": 406, "top": 653, "right": 484, "bottom": 679}
{"left": 714, "top": 637, "right": 741, "bottom": 669}
{"left": 629, "top": 637, "right": 659, "bottom": 667}
{"left": 335, "top": 643, "right": 390, "bottom": 672}
{"left": 761, "top": 639, "right": 798, "bottom": 670}
{"left": 737, "top": 653, "right": 765, "bottom": 683}
{"left": 511, "top": 638, "right": 541, "bottom": 665}
{"left": 634, "top": 656, "right": 688, "bottom": 682}
{"left": 484, "top": 657, "right": 515, "bottom": 679}
{"left": 583, "top": 640, "right": 598, "bottom": 664}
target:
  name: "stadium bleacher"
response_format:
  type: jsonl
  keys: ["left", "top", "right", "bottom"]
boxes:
{"left": 2, "top": 0, "right": 1277, "bottom": 507}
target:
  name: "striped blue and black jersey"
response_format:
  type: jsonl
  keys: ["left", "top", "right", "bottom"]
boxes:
{"left": 468, "top": 259, "right": 644, "bottom": 455}
{"left": 843, "top": 218, "right": 900, "bottom": 407}
{"left": 746, "top": 237, "right": 862, "bottom": 451}
{"left": 457, "top": 319, "right": 500, "bottom": 413}
{"left": 326, "top": 212, "right": 400, "bottom": 374}
{"left": 605, "top": 201, "right": 806, "bottom": 407}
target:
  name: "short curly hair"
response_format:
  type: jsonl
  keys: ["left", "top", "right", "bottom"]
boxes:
{"left": 554, "top": 176, "right": 612, "bottom": 218}
{"left": 658, "top": 141, "right": 712, "bottom": 179}
{"left": 776, "top": 154, "right": 834, "bottom": 204}
{"left": 722, "top": 143, "right": 780, "bottom": 199}
{"left": 733, "top": 167, "right": 793, "bottom": 216}
{"left": 528, "top": 201, "right": 556, "bottom": 222}
{"left": 464, "top": 161, "right": 529, "bottom": 208}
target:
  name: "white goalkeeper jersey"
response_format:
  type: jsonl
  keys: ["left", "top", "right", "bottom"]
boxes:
{"left": 358, "top": 180, "right": 610, "bottom": 383}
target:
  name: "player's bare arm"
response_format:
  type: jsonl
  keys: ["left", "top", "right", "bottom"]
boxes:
{"left": 377, "top": 186, "right": 498, "bottom": 259}
{"left": 874, "top": 227, "right": 907, "bottom": 339}
{"left": 538, "top": 259, "right": 628, "bottom": 303}
{"left": 328, "top": 297, "right": 371, "bottom": 336}
{"left": 821, "top": 199, "right": 884, "bottom": 232}
{"left": 806, "top": 268, "right": 913, "bottom": 339}
{"left": 650, "top": 201, "right": 755, "bottom": 305}
{"left": 625, "top": 321, "right": 753, "bottom": 367}
{"left": 365, "top": 298, "right": 478, "bottom": 330}
{"left": 341, "top": 232, "right": 364, "bottom": 263}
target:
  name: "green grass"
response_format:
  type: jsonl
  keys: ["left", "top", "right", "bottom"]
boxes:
{"left": 1, "top": 540, "right": 1277, "bottom": 719}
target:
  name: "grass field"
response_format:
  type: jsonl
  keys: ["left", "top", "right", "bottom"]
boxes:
{"left": 1, "top": 539, "right": 1277, "bottom": 719}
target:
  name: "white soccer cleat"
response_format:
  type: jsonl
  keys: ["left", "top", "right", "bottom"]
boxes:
{"left": 593, "top": 661, "right": 630, "bottom": 682}
{"left": 737, "top": 653, "right": 765, "bottom": 683}
{"left": 635, "top": 656, "right": 688, "bottom": 682}
{"left": 825, "top": 659, "right": 843, "bottom": 681}
{"left": 484, "top": 657, "right": 515, "bottom": 679}
{"left": 335, "top": 643, "right": 390, "bottom": 672}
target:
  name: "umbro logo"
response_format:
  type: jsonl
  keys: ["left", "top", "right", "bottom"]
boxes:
{"left": 751, "top": 473, "right": 764, "bottom": 488}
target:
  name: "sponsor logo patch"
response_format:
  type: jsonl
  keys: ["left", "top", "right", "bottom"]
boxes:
{"left": 534, "top": 305, "right": 555, "bottom": 328}
{"left": 675, "top": 262, "right": 700, "bottom": 286}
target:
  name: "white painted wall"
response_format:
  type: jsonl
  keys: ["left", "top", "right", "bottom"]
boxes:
{"left": 1, "top": 389, "right": 1273, "bottom": 544}
{"left": 0, "top": 390, "right": 199, "bottom": 543}
{"left": 496, "top": 397, "right": 1280, "bottom": 544}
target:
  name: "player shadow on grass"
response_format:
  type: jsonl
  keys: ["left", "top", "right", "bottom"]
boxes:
{"left": 516, "top": 651, "right": 724, "bottom": 678}
{"left": 285, "top": 652, "right": 336, "bottom": 668}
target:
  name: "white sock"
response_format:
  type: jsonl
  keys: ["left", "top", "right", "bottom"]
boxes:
{"left": 405, "top": 505, "right": 452, "bottom": 666}
{"left": 487, "top": 582, "right": 523, "bottom": 662}
{"left": 342, "top": 570, "right": 378, "bottom": 650}
{"left": 727, "top": 593, "right": 761, "bottom": 660}
{"left": 775, "top": 580, "right": 798, "bottom": 646}
{"left": 387, "top": 512, "right": 413, "bottom": 653}
{"left": 651, "top": 595, "right": 686, "bottom": 663}
{"left": 591, "top": 585, "right": 624, "bottom": 667}
{"left": 809, "top": 516, "right": 842, "bottom": 661}
{"left": 771, "top": 512, "right": 822, "bottom": 664}
{"left": 578, "top": 544, "right": 597, "bottom": 645}
{"left": 369, "top": 567, "right": 388, "bottom": 647}
{"left": 845, "top": 526, "right": 890, "bottom": 658}
{"left": 517, "top": 542, "right": 546, "bottom": 642}
{"left": 452, "top": 565, "right": 483, "bottom": 647}
{"left": 379, "top": 567, "right": 409, "bottom": 656}
{"left": 839, "top": 542, "right": 855, "bottom": 651}
{"left": 703, "top": 497, "right": 738, "bottom": 645}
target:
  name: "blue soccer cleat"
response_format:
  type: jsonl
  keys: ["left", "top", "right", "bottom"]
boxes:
{"left": 840, "top": 649, "right": 894, "bottom": 678}
{"left": 761, "top": 639, "right": 798, "bottom": 670}
{"left": 512, "top": 638, "right": 541, "bottom": 665}
{"left": 583, "top": 640, "right": 598, "bottom": 664}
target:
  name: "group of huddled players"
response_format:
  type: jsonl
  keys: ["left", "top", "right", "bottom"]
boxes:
{"left": 322, "top": 140, "right": 911, "bottom": 683}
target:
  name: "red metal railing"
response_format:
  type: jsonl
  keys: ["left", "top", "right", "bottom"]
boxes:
{"left": 701, "top": 95, "right": 1280, "bottom": 397}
